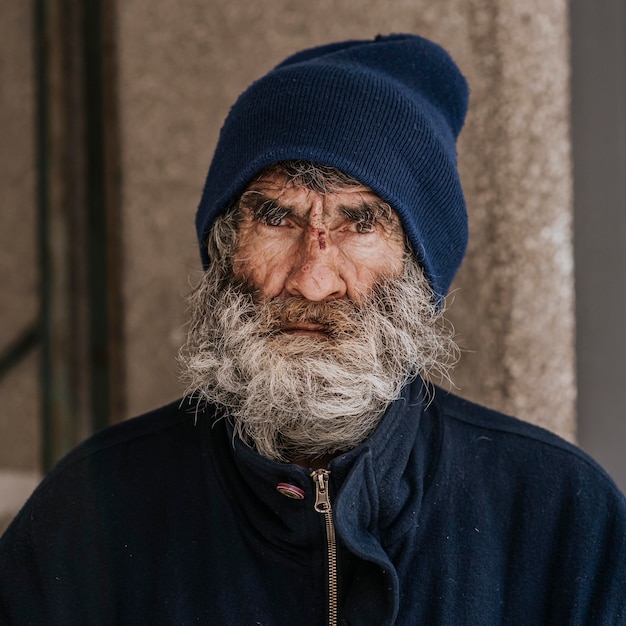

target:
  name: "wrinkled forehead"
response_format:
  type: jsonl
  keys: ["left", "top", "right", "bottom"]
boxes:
{"left": 238, "top": 168, "right": 402, "bottom": 225}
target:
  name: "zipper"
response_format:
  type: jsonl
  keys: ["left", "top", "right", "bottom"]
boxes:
{"left": 311, "top": 468, "right": 338, "bottom": 626}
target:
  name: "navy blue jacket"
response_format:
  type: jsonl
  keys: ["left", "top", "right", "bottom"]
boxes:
{"left": 1, "top": 380, "right": 625, "bottom": 625}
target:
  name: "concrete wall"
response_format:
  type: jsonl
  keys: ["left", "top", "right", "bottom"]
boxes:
{"left": 1, "top": 0, "right": 581, "bottom": 529}
{"left": 449, "top": 2, "right": 575, "bottom": 437}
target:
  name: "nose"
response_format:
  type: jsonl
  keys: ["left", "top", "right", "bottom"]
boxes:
{"left": 283, "top": 230, "right": 347, "bottom": 302}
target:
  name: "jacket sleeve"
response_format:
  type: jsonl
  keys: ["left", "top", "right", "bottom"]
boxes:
{"left": 566, "top": 473, "right": 626, "bottom": 622}
{"left": 0, "top": 465, "right": 102, "bottom": 625}
{"left": 0, "top": 499, "right": 52, "bottom": 625}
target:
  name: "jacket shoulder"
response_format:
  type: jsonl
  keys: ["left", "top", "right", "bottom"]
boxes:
{"left": 431, "top": 388, "right": 625, "bottom": 496}
{"left": 13, "top": 398, "right": 217, "bottom": 516}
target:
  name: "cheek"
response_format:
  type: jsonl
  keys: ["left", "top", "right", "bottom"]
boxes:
{"left": 348, "top": 238, "right": 404, "bottom": 286}
{"left": 232, "top": 238, "right": 290, "bottom": 294}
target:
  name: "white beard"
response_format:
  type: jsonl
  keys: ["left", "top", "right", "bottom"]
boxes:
{"left": 179, "top": 259, "right": 456, "bottom": 462}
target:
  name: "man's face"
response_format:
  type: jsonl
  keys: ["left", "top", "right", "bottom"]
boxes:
{"left": 180, "top": 164, "right": 456, "bottom": 463}
{"left": 232, "top": 172, "right": 406, "bottom": 308}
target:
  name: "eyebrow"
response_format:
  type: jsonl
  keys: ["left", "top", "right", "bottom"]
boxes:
{"left": 238, "top": 191, "right": 396, "bottom": 226}
{"left": 340, "top": 201, "right": 395, "bottom": 224}
{"left": 238, "top": 193, "right": 293, "bottom": 223}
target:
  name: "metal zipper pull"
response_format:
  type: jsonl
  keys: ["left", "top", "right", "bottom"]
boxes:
{"left": 312, "top": 468, "right": 332, "bottom": 513}
{"left": 311, "top": 468, "right": 338, "bottom": 626}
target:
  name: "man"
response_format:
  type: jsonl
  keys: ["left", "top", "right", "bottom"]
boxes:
{"left": 1, "top": 33, "right": 625, "bottom": 625}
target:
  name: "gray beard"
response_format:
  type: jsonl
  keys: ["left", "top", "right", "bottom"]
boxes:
{"left": 179, "top": 259, "right": 456, "bottom": 463}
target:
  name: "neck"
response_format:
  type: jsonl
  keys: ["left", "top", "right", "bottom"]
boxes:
{"left": 290, "top": 453, "right": 335, "bottom": 470}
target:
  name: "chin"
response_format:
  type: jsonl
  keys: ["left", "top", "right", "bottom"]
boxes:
{"left": 265, "top": 332, "right": 332, "bottom": 356}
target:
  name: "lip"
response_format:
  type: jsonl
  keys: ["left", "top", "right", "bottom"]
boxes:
{"left": 281, "top": 323, "right": 328, "bottom": 335}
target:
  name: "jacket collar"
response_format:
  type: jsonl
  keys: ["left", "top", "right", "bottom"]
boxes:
{"left": 211, "top": 377, "right": 436, "bottom": 551}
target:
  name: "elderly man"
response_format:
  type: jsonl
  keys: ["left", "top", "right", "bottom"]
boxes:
{"left": 1, "top": 34, "right": 625, "bottom": 625}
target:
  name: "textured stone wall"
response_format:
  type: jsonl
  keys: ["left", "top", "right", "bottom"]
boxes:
{"left": 118, "top": 0, "right": 575, "bottom": 438}
{"left": 449, "top": 2, "right": 576, "bottom": 438}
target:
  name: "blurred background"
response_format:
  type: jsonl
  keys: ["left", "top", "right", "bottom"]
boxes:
{"left": 1, "top": 0, "right": 625, "bottom": 532}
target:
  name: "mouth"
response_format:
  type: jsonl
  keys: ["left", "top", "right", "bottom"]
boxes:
{"left": 279, "top": 323, "right": 329, "bottom": 337}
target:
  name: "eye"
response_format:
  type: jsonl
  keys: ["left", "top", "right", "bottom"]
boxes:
{"left": 264, "top": 213, "right": 287, "bottom": 227}
{"left": 341, "top": 207, "right": 378, "bottom": 234}
{"left": 355, "top": 220, "right": 375, "bottom": 234}
{"left": 254, "top": 200, "right": 291, "bottom": 227}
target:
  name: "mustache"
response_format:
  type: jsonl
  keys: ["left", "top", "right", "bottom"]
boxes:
{"left": 257, "top": 297, "right": 362, "bottom": 337}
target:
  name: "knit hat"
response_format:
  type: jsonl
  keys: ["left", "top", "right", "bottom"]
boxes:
{"left": 195, "top": 33, "right": 469, "bottom": 301}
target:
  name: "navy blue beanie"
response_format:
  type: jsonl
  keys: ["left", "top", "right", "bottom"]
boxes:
{"left": 195, "top": 33, "right": 469, "bottom": 301}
